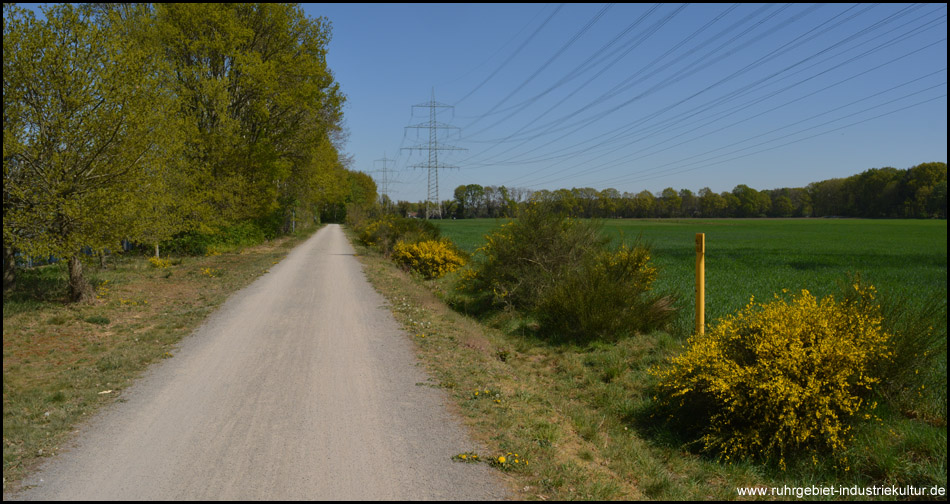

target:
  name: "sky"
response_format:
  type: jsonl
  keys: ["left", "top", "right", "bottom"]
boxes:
{"left": 303, "top": 3, "right": 947, "bottom": 203}
{"left": 17, "top": 3, "right": 948, "bottom": 203}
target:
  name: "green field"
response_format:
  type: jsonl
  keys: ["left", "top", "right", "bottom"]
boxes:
{"left": 435, "top": 218, "right": 948, "bottom": 336}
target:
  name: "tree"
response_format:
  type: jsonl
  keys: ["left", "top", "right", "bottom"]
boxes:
{"left": 699, "top": 187, "right": 726, "bottom": 217}
{"left": 4, "top": 4, "right": 180, "bottom": 301}
{"left": 454, "top": 184, "right": 485, "bottom": 218}
{"left": 572, "top": 187, "right": 600, "bottom": 218}
{"left": 808, "top": 178, "right": 847, "bottom": 217}
{"left": 599, "top": 188, "right": 621, "bottom": 218}
{"left": 155, "top": 3, "right": 344, "bottom": 228}
{"left": 720, "top": 191, "right": 740, "bottom": 217}
{"left": 634, "top": 190, "right": 656, "bottom": 218}
{"left": 659, "top": 188, "right": 681, "bottom": 218}
{"left": 679, "top": 188, "right": 698, "bottom": 217}
{"left": 902, "top": 162, "right": 947, "bottom": 218}
{"left": 552, "top": 188, "right": 579, "bottom": 216}
{"left": 732, "top": 184, "right": 770, "bottom": 217}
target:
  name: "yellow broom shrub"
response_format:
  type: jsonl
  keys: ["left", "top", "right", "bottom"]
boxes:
{"left": 652, "top": 283, "right": 892, "bottom": 469}
{"left": 391, "top": 239, "right": 466, "bottom": 279}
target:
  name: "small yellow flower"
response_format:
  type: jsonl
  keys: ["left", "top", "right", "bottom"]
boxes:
{"left": 498, "top": 456, "right": 506, "bottom": 464}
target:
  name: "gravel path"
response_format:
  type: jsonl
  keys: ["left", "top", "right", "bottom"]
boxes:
{"left": 13, "top": 224, "right": 508, "bottom": 500}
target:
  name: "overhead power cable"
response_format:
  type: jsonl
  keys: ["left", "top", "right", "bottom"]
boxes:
{"left": 460, "top": 3, "right": 613, "bottom": 131}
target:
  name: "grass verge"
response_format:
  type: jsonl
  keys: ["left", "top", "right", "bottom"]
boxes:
{"left": 2, "top": 225, "right": 320, "bottom": 493}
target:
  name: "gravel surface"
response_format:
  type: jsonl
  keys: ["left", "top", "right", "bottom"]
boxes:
{"left": 12, "top": 224, "right": 509, "bottom": 500}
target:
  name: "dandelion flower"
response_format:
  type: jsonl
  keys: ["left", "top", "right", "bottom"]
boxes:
{"left": 498, "top": 456, "right": 506, "bottom": 464}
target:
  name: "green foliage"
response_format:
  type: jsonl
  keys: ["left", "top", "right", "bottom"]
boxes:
{"left": 448, "top": 162, "right": 946, "bottom": 220}
{"left": 391, "top": 239, "right": 466, "bottom": 280}
{"left": 355, "top": 216, "right": 441, "bottom": 256}
{"left": 157, "top": 220, "right": 272, "bottom": 257}
{"left": 535, "top": 242, "right": 675, "bottom": 342}
{"left": 465, "top": 204, "right": 604, "bottom": 313}
{"left": 3, "top": 3, "right": 372, "bottom": 301}
{"left": 3, "top": 4, "right": 180, "bottom": 300}
{"left": 652, "top": 283, "right": 892, "bottom": 469}
{"left": 161, "top": 231, "right": 216, "bottom": 257}
{"left": 155, "top": 3, "right": 345, "bottom": 225}
{"left": 461, "top": 204, "right": 673, "bottom": 341}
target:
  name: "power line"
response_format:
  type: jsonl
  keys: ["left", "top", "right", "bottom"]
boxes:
{"left": 473, "top": 4, "right": 938, "bottom": 187}
{"left": 503, "top": 12, "right": 945, "bottom": 189}
{"left": 449, "top": 4, "right": 562, "bottom": 107}
{"left": 460, "top": 4, "right": 613, "bottom": 131}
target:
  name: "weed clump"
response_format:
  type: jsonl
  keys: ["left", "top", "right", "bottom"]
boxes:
{"left": 147, "top": 256, "right": 171, "bottom": 268}
{"left": 651, "top": 283, "right": 892, "bottom": 469}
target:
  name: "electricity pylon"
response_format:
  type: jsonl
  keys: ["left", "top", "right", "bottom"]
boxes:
{"left": 371, "top": 153, "right": 399, "bottom": 212}
{"left": 401, "top": 89, "right": 466, "bottom": 219}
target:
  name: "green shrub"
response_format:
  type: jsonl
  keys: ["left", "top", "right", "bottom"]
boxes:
{"left": 160, "top": 220, "right": 270, "bottom": 256}
{"left": 464, "top": 204, "right": 604, "bottom": 312}
{"left": 651, "top": 283, "right": 892, "bottom": 469}
{"left": 356, "top": 215, "right": 441, "bottom": 255}
{"left": 217, "top": 220, "right": 267, "bottom": 247}
{"left": 536, "top": 242, "right": 675, "bottom": 342}
{"left": 161, "top": 231, "right": 214, "bottom": 256}
{"left": 460, "top": 204, "right": 673, "bottom": 342}
{"left": 392, "top": 239, "right": 466, "bottom": 279}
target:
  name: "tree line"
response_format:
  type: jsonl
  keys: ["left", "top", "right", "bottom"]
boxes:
{"left": 390, "top": 162, "right": 946, "bottom": 220}
{"left": 3, "top": 3, "right": 376, "bottom": 300}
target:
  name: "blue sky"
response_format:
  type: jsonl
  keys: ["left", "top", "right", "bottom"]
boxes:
{"left": 305, "top": 3, "right": 947, "bottom": 203}
{"left": 17, "top": 3, "right": 948, "bottom": 203}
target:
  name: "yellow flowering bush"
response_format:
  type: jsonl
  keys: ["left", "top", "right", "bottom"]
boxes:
{"left": 391, "top": 239, "right": 466, "bottom": 279}
{"left": 148, "top": 256, "right": 171, "bottom": 268}
{"left": 652, "top": 283, "right": 891, "bottom": 468}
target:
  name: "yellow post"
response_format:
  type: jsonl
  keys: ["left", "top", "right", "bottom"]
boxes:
{"left": 695, "top": 233, "right": 705, "bottom": 335}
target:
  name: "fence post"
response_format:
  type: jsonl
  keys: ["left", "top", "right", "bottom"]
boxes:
{"left": 695, "top": 233, "right": 705, "bottom": 335}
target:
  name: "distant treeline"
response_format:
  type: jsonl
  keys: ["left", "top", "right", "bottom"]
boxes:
{"left": 389, "top": 162, "right": 946, "bottom": 220}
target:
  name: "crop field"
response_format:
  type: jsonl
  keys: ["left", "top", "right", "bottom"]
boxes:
{"left": 435, "top": 218, "right": 947, "bottom": 336}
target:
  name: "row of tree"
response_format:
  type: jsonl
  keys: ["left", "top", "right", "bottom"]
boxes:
{"left": 3, "top": 4, "right": 376, "bottom": 300}
{"left": 401, "top": 162, "right": 945, "bottom": 220}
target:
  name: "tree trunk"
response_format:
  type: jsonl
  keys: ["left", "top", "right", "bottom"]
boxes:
{"left": 3, "top": 245, "right": 14, "bottom": 293}
{"left": 68, "top": 255, "right": 95, "bottom": 303}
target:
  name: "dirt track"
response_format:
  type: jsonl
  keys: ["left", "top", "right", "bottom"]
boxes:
{"left": 12, "top": 224, "right": 508, "bottom": 500}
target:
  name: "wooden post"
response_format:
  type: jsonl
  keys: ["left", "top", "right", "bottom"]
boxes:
{"left": 695, "top": 233, "right": 705, "bottom": 335}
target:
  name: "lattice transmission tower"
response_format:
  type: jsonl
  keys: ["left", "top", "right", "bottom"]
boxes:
{"left": 371, "top": 153, "right": 400, "bottom": 211}
{"left": 401, "top": 89, "right": 466, "bottom": 219}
